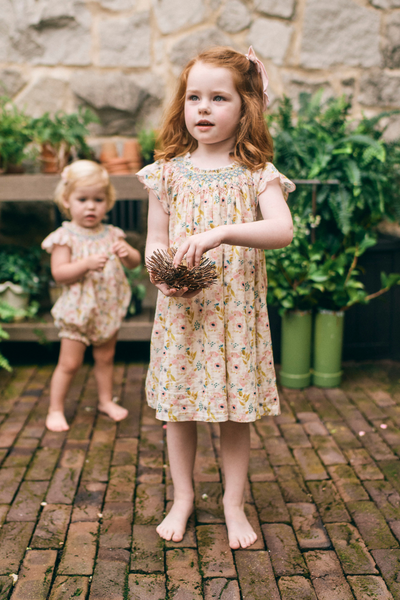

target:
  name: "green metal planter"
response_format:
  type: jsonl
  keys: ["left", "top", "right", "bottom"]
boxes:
{"left": 280, "top": 310, "right": 312, "bottom": 389}
{"left": 313, "top": 310, "right": 345, "bottom": 387}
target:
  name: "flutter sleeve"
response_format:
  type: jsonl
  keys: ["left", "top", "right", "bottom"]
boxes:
{"left": 41, "top": 226, "right": 73, "bottom": 254}
{"left": 136, "top": 160, "right": 170, "bottom": 215}
{"left": 256, "top": 162, "right": 296, "bottom": 201}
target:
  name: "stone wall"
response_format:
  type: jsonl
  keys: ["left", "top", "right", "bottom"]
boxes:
{"left": 1, "top": 0, "right": 399, "bottom": 149}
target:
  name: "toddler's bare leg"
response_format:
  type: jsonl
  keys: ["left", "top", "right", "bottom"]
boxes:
{"left": 47, "top": 338, "right": 86, "bottom": 432}
{"left": 157, "top": 421, "right": 197, "bottom": 542}
{"left": 93, "top": 334, "right": 128, "bottom": 422}
{"left": 220, "top": 420, "right": 257, "bottom": 549}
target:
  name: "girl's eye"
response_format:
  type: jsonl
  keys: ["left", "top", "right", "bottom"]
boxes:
{"left": 214, "top": 95, "right": 225, "bottom": 102}
{"left": 78, "top": 197, "right": 87, "bottom": 202}
{"left": 188, "top": 94, "right": 199, "bottom": 101}
{"left": 95, "top": 198, "right": 105, "bottom": 203}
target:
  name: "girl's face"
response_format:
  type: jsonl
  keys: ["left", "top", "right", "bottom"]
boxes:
{"left": 184, "top": 62, "right": 242, "bottom": 152}
{"left": 63, "top": 181, "right": 108, "bottom": 228}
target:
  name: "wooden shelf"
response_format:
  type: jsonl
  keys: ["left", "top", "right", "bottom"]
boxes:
{"left": 0, "top": 174, "right": 148, "bottom": 202}
{"left": 2, "top": 308, "right": 154, "bottom": 342}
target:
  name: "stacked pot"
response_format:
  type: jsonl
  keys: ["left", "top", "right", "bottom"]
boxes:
{"left": 100, "top": 141, "right": 143, "bottom": 175}
{"left": 280, "top": 309, "right": 345, "bottom": 389}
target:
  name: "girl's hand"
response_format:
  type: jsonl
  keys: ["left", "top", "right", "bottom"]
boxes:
{"left": 173, "top": 228, "right": 224, "bottom": 269}
{"left": 112, "top": 240, "right": 130, "bottom": 259}
{"left": 149, "top": 272, "right": 201, "bottom": 299}
{"left": 86, "top": 254, "right": 108, "bottom": 272}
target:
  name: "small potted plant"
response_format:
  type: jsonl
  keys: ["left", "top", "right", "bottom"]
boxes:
{"left": 0, "top": 246, "right": 43, "bottom": 312}
{"left": 31, "top": 107, "right": 99, "bottom": 173}
{"left": 0, "top": 96, "right": 34, "bottom": 174}
{"left": 124, "top": 265, "right": 147, "bottom": 316}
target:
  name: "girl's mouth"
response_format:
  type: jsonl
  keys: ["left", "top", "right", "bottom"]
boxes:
{"left": 196, "top": 121, "right": 214, "bottom": 126}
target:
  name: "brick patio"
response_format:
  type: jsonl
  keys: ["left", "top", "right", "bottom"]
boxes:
{"left": 1, "top": 361, "right": 400, "bottom": 599}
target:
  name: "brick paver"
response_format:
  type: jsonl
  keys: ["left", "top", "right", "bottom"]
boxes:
{"left": 2, "top": 361, "right": 400, "bottom": 597}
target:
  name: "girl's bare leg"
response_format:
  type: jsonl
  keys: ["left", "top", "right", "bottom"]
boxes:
{"left": 157, "top": 421, "right": 197, "bottom": 542}
{"left": 47, "top": 338, "right": 86, "bottom": 432}
{"left": 220, "top": 420, "right": 257, "bottom": 549}
{"left": 92, "top": 333, "right": 128, "bottom": 421}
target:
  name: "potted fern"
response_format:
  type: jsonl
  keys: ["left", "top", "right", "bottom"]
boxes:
{"left": 31, "top": 108, "right": 98, "bottom": 173}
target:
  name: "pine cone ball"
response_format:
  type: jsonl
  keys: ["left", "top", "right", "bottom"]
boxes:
{"left": 146, "top": 247, "right": 217, "bottom": 292}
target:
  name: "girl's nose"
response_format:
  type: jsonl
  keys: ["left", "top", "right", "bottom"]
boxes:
{"left": 198, "top": 100, "right": 211, "bottom": 114}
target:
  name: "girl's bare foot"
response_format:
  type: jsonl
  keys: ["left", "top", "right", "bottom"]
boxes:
{"left": 224, "top": 505, "right": 257, "bottom": 549}
{"left": 98, "top": 400, "right": 128, "bottom": 421}
{"left": 46, "top": 410, "right": 69, "bottom": 432}
{"left": 156, "top": 498, "right": 194, "bottom": 542}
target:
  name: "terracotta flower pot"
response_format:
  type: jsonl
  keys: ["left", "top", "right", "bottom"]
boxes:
{"left": 123, "top": 140, "right": 143, "bottom": 172}
{"left": 40, "top": 143, "right": 59, "bottom": 174}
{"left": 103, "top": 157, "right": 131, "bottom": 175}
{"left": 100, "top": 142, "right": 118, "bottom": 164}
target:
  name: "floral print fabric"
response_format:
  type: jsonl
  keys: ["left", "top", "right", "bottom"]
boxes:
{"left": 137, "top": 155, "right": 295, "bottom": 422}
{"left": 42, "top": 222, "right": 131, "bottom": 346}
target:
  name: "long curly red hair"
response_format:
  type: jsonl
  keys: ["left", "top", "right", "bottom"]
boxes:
{"left": 155, "top": 46, "right": 273, "bottom": 171}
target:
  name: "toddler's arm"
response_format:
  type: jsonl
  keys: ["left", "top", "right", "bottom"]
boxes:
{"left": 112, "top": 240, "right": 141, "bottom": 269}
{"left": 51, "top": 244, "right": 108, "bottom": 285}
{"left": 174, "top": 178, "right": 293, "bottom": 269}
{"left": 145, "top": 191, "right": 200, "bottom": 298}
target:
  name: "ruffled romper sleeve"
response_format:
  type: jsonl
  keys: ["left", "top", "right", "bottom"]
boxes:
{"left": 255, "top": 163, "right": 296, "bottom": 201}
{"left": 108, "top": 225, "right": 127, "bottom": 242}
{"left": 136, "top": 160, "right": 170, "bottom": 214}
{"left": 41, "top": 227, "right": 73, "bottom": 253}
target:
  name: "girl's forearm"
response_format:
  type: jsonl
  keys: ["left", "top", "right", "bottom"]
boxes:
{"left": 52, "top": 258, "right": 90, "bottom": 285}
{"left": 219, "top": 219, "right": 293, "bottom": 250}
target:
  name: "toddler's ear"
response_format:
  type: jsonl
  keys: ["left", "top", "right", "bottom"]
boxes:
{"left": 62, "top": 195, "right": 70, "bottom": 210}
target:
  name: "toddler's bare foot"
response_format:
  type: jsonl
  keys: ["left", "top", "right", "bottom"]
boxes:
{"left": 224, "top": 505, "right": 257, "bottom": 549}
{"left": 156, "top": 498, "right": 193, "bottom": 542}
{"left": 46, "top": 410, "right": 69, "bottom": 432}
{"left": 98, "top": 400, "right": 128, "bottom": 422}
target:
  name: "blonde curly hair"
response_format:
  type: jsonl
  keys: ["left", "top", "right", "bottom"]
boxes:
{"left": 54, "top": 160, "right": 116, "bottom": 219}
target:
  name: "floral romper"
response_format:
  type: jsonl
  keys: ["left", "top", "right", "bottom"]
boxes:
{"left": 42, "top": 222, "right": 131, "bottom": 346}
{"left": 137, "top": 155, "right": 295, "bottom": 422}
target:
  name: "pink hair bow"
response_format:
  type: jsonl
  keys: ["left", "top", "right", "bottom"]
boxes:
{"left": 245, "top": 46, "right": 269, "bottom": 110}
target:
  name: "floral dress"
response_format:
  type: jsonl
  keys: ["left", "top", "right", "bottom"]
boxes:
{"left": 42, "top": 222, "right": 131, "bottom": 346}
{"left": 137, "top": 155, "right": 295, "bottom": 422}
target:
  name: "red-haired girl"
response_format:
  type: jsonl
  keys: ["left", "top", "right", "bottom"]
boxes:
{"left": 137, "top": 46, "right": 295, "bottom": 549}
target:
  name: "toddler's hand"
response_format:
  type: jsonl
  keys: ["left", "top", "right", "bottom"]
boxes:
{"left": 174, "top": 229, "right": 223, "bottom": 269}
{"left": 86, "top": 254, "right": 108, "bottom": 272}
{"left": 112, "top": 240, "right": 130, "bottom": 259}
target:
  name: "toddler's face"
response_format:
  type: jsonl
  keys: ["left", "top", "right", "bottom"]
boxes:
{"left": 63, "top": 181, "right": 108, "bottom": 229}
{"left": 184, "top": 62, "right": 241, "bottom": 152}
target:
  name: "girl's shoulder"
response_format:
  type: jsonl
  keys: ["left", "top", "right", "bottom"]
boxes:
{"left": 41, "top": 223, "right": 74, "bottom": 253}
{"left": 253, "top": 162, "right": 296, "bottom": 200}
{"left": 136, "top": 156, "right": 184, "bottom": 180}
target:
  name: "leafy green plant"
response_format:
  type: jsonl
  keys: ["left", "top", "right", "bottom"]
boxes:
{"left": 0, "top": 246, "right": 44, "bottom": 295}
{"left": 265, "top": 215, "right": 400, "bottom": 314}
{"left": 0, "top": 96, "right": 34, "bottom": 171}
{"left": 0, "top": 323, "right": 11, "bottom": 371}
{"left": 268, "top": 92, "right": 400, "bottom": 247}
{"left": 31, "top": 107, "right": 99, "bottom": 171}
{"left": 0, "top": 300, "right": 40, "bottom": 371}
{"left": 265, "top": 214, "right": 324, "bottom": 314}
{"left": 138, "top": 128, "right": 157, "bottom": 164}
{"left": 124, "top": 265, "right": 147, "bottom": 316}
